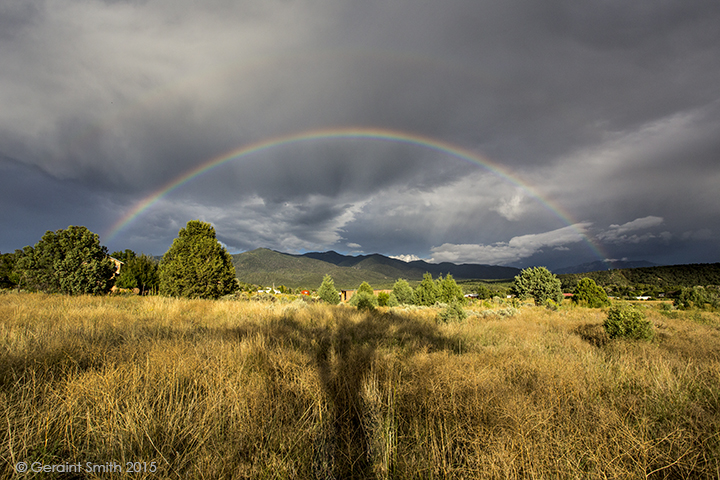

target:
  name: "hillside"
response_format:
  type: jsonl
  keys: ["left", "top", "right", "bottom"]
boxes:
{"left": 554, "top": 260, "right": 657, "bottom": 274}
{"left": 232, "top": 249, "right": 403, "bottom": 289}
{"left": 558, "top": 263, "right": 720, "bottom": 290}
{"left": 232, "top": 249, "right": 520, "bottom": 289}
{"left": 298, "top": 251, "right": 519, "bottom": 281}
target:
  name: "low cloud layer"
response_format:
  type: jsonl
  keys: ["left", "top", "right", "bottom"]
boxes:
{"left": 1, "top": 0, "right": 719, "bottom": 270}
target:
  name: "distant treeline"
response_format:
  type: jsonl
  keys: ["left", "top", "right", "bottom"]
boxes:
{"left": 559, "top": 263, "right": 720, "bottom": 294}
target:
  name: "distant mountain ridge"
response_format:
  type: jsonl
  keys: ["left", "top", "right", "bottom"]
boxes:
{"left": 231, "top": 248, "right": 521, "bottom": 289}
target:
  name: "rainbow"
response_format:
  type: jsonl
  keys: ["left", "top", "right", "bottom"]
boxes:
{"left": 104, "top": 127, "right": 606, "bottom": 260}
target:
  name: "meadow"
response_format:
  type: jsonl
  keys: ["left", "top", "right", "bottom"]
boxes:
{"left": 1, "top": 292, "right": 719, "bottom": 479}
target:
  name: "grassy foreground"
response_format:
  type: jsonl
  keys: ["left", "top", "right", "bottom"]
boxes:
{"left": 1, "top": 293, "right": 719, "bottom": 479}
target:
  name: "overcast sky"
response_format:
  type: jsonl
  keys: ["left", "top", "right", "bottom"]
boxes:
{"left": 1, "top": 0, "right": 719, "bottom": 270}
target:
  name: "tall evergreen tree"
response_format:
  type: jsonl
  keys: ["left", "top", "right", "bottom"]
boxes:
{"left": 158, "top": 220, "right": 237, "bottom": 299}
{"left": 317, "top": 274, "right": 340, "bottom": 304}
{"left": 414, "top": 272, "right": 440, "bottom": 306}
{"left": 437, "top": 273, "right": 466, "bottom": 304}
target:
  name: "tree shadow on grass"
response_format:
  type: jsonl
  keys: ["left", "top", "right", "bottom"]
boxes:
{"left": 220, "top": 306, "right": 463, "bottom": 479}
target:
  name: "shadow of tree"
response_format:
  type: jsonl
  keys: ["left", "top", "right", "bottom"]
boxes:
{"left": 217, "top": 307, "right": 462, "bottom": 479}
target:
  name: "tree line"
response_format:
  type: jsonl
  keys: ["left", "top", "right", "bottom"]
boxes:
{"left": 1, "top": 220, "right": 236, "bottom": 299}
{"left": 2, "top": 220, "right": 716, "bottom": 313}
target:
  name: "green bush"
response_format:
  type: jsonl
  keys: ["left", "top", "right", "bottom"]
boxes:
{"left": 377, "top": 291, "right": 390, "bottom": 306}
{"left": 386, "top": 292, "right": 399, "bottom": 307}
{"left": 437, "top": 300, "right": 467, "bottom": 322}
{"left": 603, "top": 304, "right": 654, "bottom": 341}
{"left": 392, "top": 278, "right": 415, "bottom": 305}
{"left": 351, "top": 291, "right": 377, "bottom": 311}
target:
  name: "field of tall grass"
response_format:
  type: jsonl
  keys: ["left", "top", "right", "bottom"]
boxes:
{"left": 1, "top": 292, "right": 719, "bottom": 479}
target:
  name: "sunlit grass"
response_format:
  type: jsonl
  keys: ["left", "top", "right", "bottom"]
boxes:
{"left": 1, "top": 292, "right": 719, "bottom": 478}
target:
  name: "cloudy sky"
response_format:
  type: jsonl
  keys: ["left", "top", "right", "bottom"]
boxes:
{"left": 1, "top": 0, "right": 719, "bottom": 270}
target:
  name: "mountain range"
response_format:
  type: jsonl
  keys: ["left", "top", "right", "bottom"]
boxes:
{"left": 231, "top": 248, "right": 521, "bottom": 289}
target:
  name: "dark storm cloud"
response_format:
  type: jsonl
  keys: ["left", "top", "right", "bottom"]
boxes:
{"left": 1, "top": 0, "right": 719, "bottom": 268}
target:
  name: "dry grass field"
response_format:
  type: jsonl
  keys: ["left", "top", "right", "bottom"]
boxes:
{"left": 1, "top": 292, "right": 719, "bottom": 479}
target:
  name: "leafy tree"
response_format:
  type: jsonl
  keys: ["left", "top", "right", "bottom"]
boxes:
{"left": 392, "top": 278, "right": 415, "bottom": 305}
{"left": 674, "top": 286, "right": 719, "bottom": 310}
{"left": 15, "top": 226, "right": 116, "bottom": 294}
{"left": 318, "top": 274, "right": 340, "bottom": 304}
{"left": 437, "top": 273, "right": 466, "bottom": 304}
{"left": 572, "top": 278, "right": 610, "bottom": 308}
{"left": 476, "top": 284, "right": 492, "bottom": 300}
{"left": 512, "top": 266, "right": 563, "bottom": 306}
{"left": 158, "top": 220, "right": 237, "bottom": 299}
{"left": 604, "top": 303, "right": 654, "bottom": 340}
{"left": 0, "top": 251, "right": 19, "bottom": 289}
{"left": 414, "top": 273, "right": 440, "bottom": 306}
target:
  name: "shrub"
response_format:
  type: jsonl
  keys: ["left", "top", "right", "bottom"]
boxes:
{"left": 392, "top": 278, "right": 415, "bottom": 305}
{"left": 352, "top": 291, "right": 377, "bottom": 311}
{"left": 386, "top": 292, "right": 399, "bottom": 307}
{"left": 377, "top": 292, "right": 390, "bottom": 306}
{"left": 437, "top": 300, "right": 467, "bottom": 322}
{"left": 603, "top": 304, "right": 654, "bottom": 341}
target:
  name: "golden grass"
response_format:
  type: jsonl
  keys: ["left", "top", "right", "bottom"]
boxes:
{"left": 1, "top": 292, "right": 719, "bottom": 479}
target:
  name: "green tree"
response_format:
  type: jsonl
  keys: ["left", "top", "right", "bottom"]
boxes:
{"left": 674, "top": 286, "right": 710, "bottom": 310}
{"left": 572, "top": 278, "right": 610, "bottom": 308}
{"left": 15, "top": 226, "right": 116, "bottom": 295}
{"left": 111, "top": 250, "right": 160, "bottom": 294}
{"left": 512, "top": 266, "right": 563, "bottom": 306}
{"left": 158, "top": 220, "right": 237, "bottom": 299}
{"left": 414, "top": 272, "right": 440, "bottom": 306}
{"left": 392, "top": 278, "right": 415, "bottom": 305}
{"left": 0, "top": 251, "right": 19, "bottom": 289}
{"left": 476, "top": 284, "right": 492, "bottom": 300}
{"left": 386, "top": 292, "right": 399, "bottom": 307}
{"left": 317, "top": 274, "right": 340, "bottom": 304}
{"left": 437, "top": 273, "right": 466, "bottom": 304}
